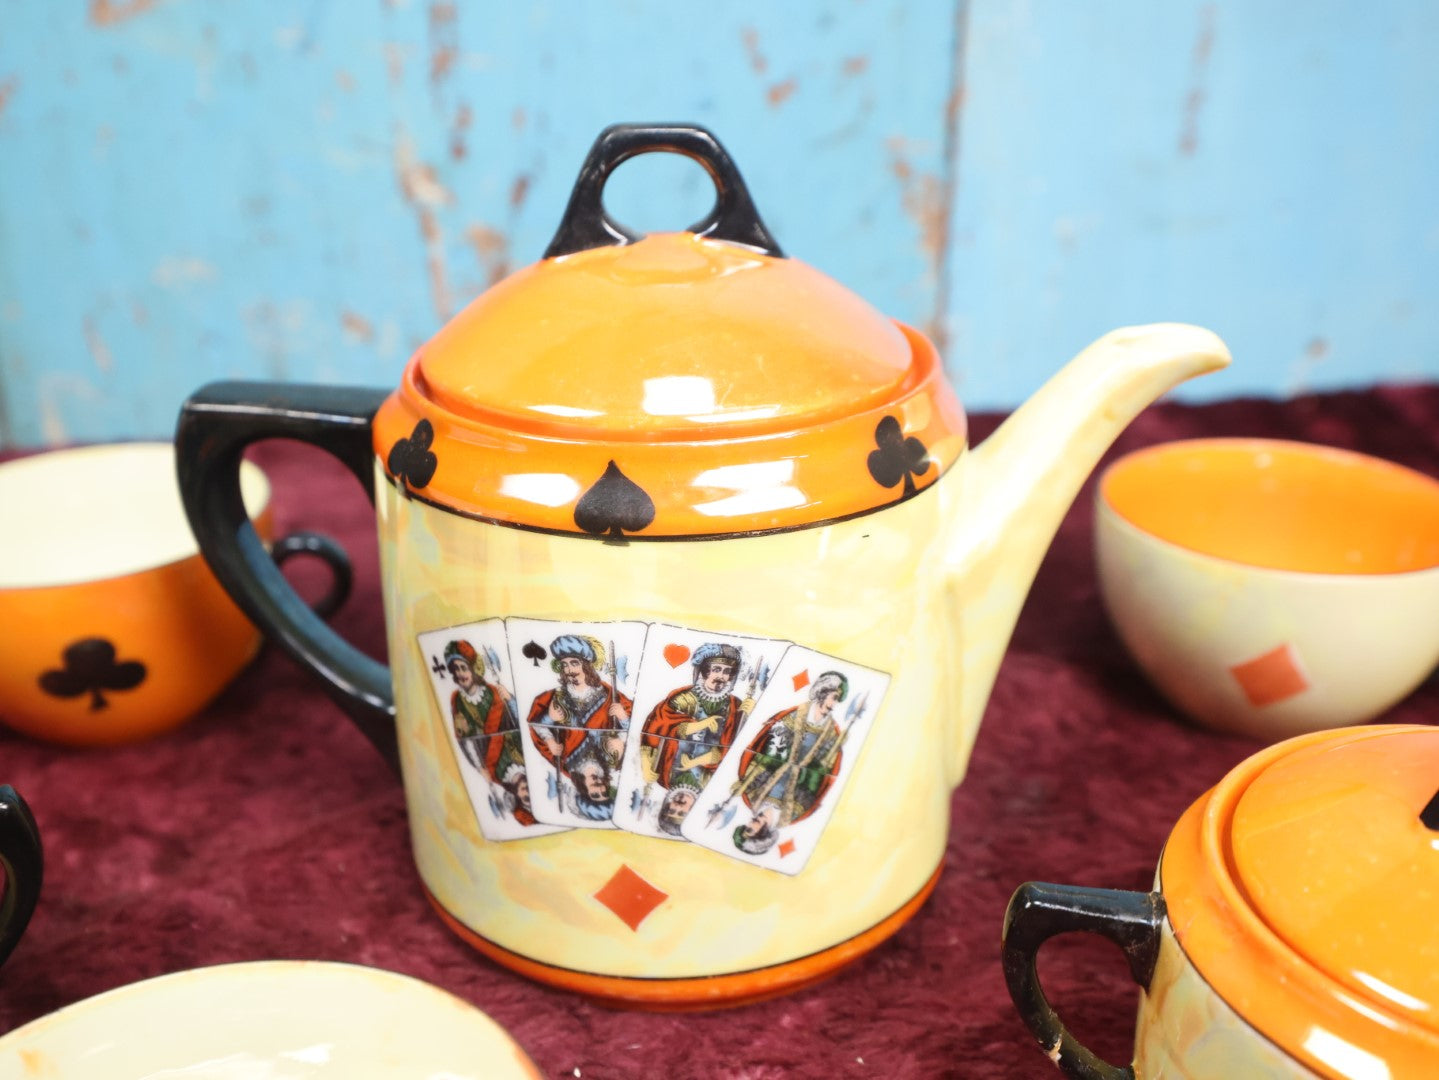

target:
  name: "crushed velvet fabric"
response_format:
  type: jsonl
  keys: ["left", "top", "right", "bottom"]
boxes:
{"left": 1, "top": 386, "right": 1435, "bottom": 1078}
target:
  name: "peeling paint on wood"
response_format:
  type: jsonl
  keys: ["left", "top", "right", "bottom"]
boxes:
{"left": 741, "top": 27, "right": 768, "bottom": 75}
{"left": 428, "top": 2, "right": 458, "bottom": 96}
{"left": 88, "top": 0, "right": 161, "bottom": 28}
{"left": 450, "top": 101, "right": 472, "bottom": 161}
{"left": 83, "top": 317, "right": 114, "bottom": 373}
{"left": 509, "top": 174, "right": 531, "bottom": 211}
{"left": 466, "top": 225, "right": 510, "bottom": 288}
{"left": 394, "top": 128, "right": 456, "bottom": 321}
{"left": 766, "top": 79, "right": 797, "bottom": 107}
{"left": 341, "top": 311, "right": 376, "bottom": 344}
{"left": 1179, "top": 4, "right": 1217, "bottom": 157}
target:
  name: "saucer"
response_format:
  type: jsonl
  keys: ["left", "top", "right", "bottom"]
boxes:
{"left": 0, "top": 961, "right": 539, "bottom": 1078}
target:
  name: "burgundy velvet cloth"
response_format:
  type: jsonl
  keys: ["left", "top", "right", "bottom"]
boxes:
{"left": 1, "top": 386, "right": 1436, "bottom": 1078}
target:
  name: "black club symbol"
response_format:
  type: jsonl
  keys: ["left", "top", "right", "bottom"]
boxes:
{"left": 388, "top": 419, "right": 438, "bottom": 490}
{"left": 866, "top": 416, "right": 932, "bottom": 497}
{"left": 38, "top": 638, "right": 147, "bottom": 711}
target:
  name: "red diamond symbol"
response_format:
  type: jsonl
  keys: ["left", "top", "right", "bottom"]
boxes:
{"left": 1229, "top": 643, "right": 1310, "bottom": 707}
{"left": 792, "top": 669, "right": 810, "bottom": 692}
{"left": 594, "top": 865, "right": 668, "bottom": 931}
{"left": 779, "top": 839, "right": 796, "bottom": 857}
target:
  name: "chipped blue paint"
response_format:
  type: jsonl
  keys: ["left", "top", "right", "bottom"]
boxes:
{"left": 948, "top": 1, "right": 1439, "bottom": 405}
{"left": 0, "top": 2, "right": 1435, "bottom": 447}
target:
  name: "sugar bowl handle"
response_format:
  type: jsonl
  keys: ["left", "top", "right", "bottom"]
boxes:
{"left": 0, "top": 785, "right": 42, "bottom": 970}
{"left": 543, "top": 123, "right": 785, "bottom": 259}
{"left": 1002, "top": 882, "right": 1165, "bottom": 1080}
{"left": 176, "top": 382, "right": 397, "bottom": 771}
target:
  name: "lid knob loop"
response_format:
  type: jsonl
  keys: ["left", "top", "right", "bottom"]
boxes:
{"left": 543, "top": 123, "right": 785, "bottom": 260}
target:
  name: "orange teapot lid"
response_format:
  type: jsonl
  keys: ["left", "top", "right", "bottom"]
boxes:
{"left": 1162, "top": 724, "right": 1439, "bottom": 1077}
{"left": 372, "top": 124, "right": 965, "bottom": 539}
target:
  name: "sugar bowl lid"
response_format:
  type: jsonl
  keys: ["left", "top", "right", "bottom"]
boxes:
{"left": 1162, "top": 725, "right": 1439, "bottom": 1077}
{"left": 372, "top": 124, "right": 966, "bottom": 539}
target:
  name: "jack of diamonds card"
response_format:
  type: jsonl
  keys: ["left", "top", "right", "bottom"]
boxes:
{"left": 681, "top": 645, "right": 891, "bottom": 875}
{"left": 506, "top": 618, "right": 650, "bottom": 830}
{"left": 416, "top": 618, "right": 567, "bottom": 842}
{"left": 612, "top": 624, "right": 792, "bottom": 842}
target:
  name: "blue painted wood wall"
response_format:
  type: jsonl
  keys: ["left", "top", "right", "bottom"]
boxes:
{"left": 1, "top": 1, "right": 1436, "bottom": 447}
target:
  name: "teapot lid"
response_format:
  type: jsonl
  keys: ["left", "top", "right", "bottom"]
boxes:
{"left": 1162, "top": 725, "right": 1439, "bottom": 1076}
{"left": 372, "top": 124, "right": 966, "bottom": 539}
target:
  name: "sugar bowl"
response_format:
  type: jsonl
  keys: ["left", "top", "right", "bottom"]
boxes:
{"left": 1004, "top": 724, "right": 1439, "bottom": 1077}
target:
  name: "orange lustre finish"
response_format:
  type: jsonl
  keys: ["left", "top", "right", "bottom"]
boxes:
{"left": 0, "top": 506, "right": 274, "bottom": 746}
{"left": 371, "top": 232, "right": 966, "bottom": 539}
{"left": 1160, "top": 725, "right": 1439, "bottom": 1077}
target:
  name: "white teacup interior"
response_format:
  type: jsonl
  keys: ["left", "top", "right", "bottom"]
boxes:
{"left": 0, "top": 442, "right": 269, "bottom": 589}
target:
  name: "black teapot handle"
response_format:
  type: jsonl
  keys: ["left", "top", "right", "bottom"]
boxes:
{"left": 543, "top": 123, "right": 785, "bottom": 259}
{"left": 1002, "top": 882, "right": 1165, "bottom": 1080}
{"left": 176, "top": 382, "right": 399, "bottom": 771}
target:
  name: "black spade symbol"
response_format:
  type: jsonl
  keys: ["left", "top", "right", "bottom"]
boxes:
{"left": 38, "top": 638, "right": 147, "bottom": 711}
{"left": 573, "top": 460, "right": 656, "bottom": 539}
{"left": 522, "top": 641, "right": 546, "bottom": 667}
{"left": 388, "top": 419, "right": 438, "bottom": 490}
{"left": 866, "top": 415, "right": 932, "bottom": 497}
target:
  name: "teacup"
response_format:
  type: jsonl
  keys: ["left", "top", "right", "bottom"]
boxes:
{"left": 1096, "top": 437, "right": 1439, "bottom": 740}
{"left": 0, "top": 442, "right": 350, "bottom": 745}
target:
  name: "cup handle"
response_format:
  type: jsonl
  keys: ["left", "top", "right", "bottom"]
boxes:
{"left": 175, "top": 382, "right": 398, "bottom": 771}
{"left": 0, "top": 785, "right": 42, "bottom": 969}
{"left": 270, "top": 530, "right": 353, "bottom": 621}
{"left": 1001, "top": 882, "right": 1165, "bottom": 1080}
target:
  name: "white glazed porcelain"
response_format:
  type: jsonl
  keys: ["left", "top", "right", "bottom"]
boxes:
{"left": 0, "top": 961, "right": 539, "bottom": 1079}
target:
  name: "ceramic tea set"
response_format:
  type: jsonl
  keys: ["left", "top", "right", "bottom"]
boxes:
{"left": 0, "top": 123, "right": 1436, "bottom": 1076}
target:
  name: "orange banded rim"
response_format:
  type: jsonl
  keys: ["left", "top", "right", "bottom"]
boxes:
{"left": 372, "top": 323, "right": 965, "bottom": 540}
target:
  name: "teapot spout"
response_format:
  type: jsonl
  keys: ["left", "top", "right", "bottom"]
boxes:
{"left": 942, "top": 324, "right": 1230, "bottom": 777}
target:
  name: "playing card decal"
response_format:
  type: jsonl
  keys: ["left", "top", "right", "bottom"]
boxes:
{"left": 417, "top": 618, "right": 888, "bottom": 871}
{"left": 574, "top": 461, "right": 656, "bottom": 539}
{"left": 508, "top": 619, "right": 649, "bottom": 830}
{"left": 39, "top": 638, "right": 146, "bottom": 711}
{"left": 867, "top": 415, "right": 932, "bottom": 497}
{"left": 388, "top": 419, "right": 439, "bottom": 491}
{"left": 613, "top": 626, "right": 789, "bottom": 843}
{"left": 685, "top": 646, "right": 890, "bottom": 875}
{"left": 418, "top": 620, "right": 566, "bottom": 842}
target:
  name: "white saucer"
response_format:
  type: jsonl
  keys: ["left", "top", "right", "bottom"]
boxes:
{"left": 0, "top": 961, "right": 539, "bottom": 1078}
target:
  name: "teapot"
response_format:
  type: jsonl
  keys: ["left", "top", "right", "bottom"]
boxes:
{"left": 176, "top": 123, "right": 1229, "bottom": 1007}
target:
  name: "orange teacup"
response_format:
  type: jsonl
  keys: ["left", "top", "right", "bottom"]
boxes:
{"left": 1096, "top": 437, "right": 1439, "bottom": 739}
{"left": 0, "top": 442, "right": 344, "bottom": 745}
